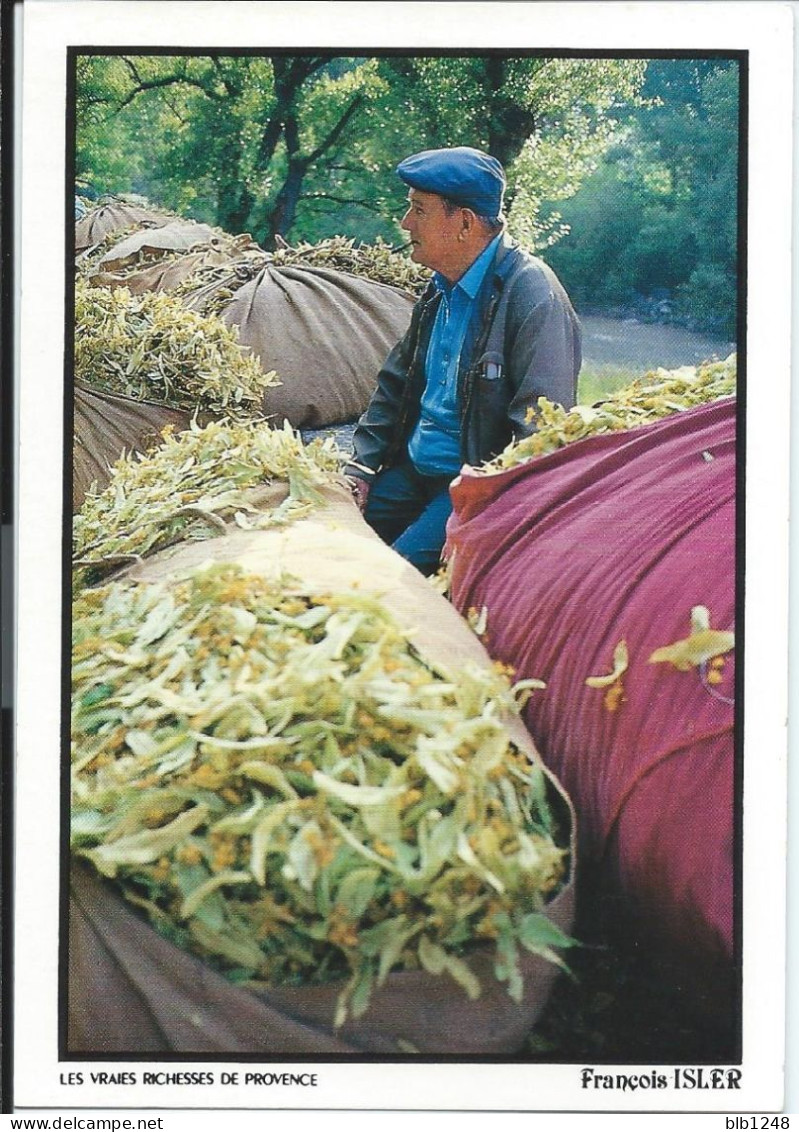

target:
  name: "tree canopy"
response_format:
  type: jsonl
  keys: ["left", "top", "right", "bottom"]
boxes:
{"left": 75, "top": 53, "right": 740, "bottom": 332}
{"left": 75, "top": 53, "right": 644, "bottom": 248}
{"left": 541, "top": 59, "right": 740, "bottom": 334}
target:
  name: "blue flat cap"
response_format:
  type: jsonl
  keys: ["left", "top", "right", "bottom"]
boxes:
{"left": 397, "top": 146, "right": 506, "bottom": 217}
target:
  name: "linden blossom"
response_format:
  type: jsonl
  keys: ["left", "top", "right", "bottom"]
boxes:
{"left": 70, "top": 565, "right": 569, "bottom": 1028}
{"left": 483, "top": 355, "right": 737, "bottom": 474}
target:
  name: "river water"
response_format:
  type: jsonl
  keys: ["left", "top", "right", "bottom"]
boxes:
{"left": 580, "top": 314, "right": 735, "bottom": 371}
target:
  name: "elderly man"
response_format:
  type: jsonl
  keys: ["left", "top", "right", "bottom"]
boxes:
{"left": 345, "top": 146, "right": 581, "bottom": 575}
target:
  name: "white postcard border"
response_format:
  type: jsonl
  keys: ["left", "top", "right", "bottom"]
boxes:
{"left": 14, "top": 0, "right": 793, "bottom": 1114}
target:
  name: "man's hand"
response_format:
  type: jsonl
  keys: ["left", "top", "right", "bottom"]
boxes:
{"left": 346, "top": 475, "right": 372, "bottom": 514}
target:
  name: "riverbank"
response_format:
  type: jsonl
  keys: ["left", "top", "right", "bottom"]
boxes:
{"left": 580, "top": 314, "right": 736, "bottom": 403}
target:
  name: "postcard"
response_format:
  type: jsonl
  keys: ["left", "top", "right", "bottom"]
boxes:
{"left": 11, "top": 0, "right": 793, "bottom": 1121}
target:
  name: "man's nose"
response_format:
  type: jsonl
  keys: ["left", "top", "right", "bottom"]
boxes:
{"left": 400, "top": 209, "right": 412, "bottom": 231}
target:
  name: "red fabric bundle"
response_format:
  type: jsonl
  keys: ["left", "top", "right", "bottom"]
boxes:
{"left": 446, "top": 398, "right": 736, "bottom": 968}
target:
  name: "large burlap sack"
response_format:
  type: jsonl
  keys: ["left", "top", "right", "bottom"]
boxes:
{"left": 74, "top": 202, "right": 170, "bottom": 255}
{"left": 446, "top": 398, "right": 735, "bottom": 981}
{"left": 73, "top": 382, "right": 191, "bottom": 511}
{"left": 69, "top": 482, "right": 575, "bottom": 1055}
{"left": 92, "top": 219, "right": 227, "bottom": 274}
{"left": 186, "top": 264, "right": 415, "bottom": 429}
{"left": 87, "top": 247, "right": 234, "bottom": 295}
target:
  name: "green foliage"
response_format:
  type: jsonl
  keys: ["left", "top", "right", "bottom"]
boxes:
{"left": 542, "top": 60, "right": 739, "bottom": 335}
{"left": 75, "top": 54, "right": 644, "bottom": 249}
{"left": 76, "top": 58, "right": 146, "bottom": 192}
{"left": 676, "top": 263, "right": 737, "bottom": 333}
{"left": 505, "top": 59, "right": 646, "bottom": 249}
{"left": 76, "top": 54, "right": 737, "bottom": 333}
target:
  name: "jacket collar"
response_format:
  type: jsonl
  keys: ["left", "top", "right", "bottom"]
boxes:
{"left": 491, "top": 232, "right": 519, "bottom": 282}
{"left": 421, "top": 230, "right": 517, "bottom": 304}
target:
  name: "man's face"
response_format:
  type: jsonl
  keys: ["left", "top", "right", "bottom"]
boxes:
{"left": 400, "top": 188, "right": 464, "bottom": 278}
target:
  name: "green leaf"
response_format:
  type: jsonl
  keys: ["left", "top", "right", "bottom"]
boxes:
{"left": 349, "top": 966, "right": 375, "bottom": 1020}
{"left": 188, "top": 916, "right": 263, "bottom": 971}
{"left": 80, "top": 683, "right": 114, "bottom": 708}
{"left": 135, "top": 594, "right": 179, "bottom": 647}
{"left": 517, "top": 912, "right": 578, "bottom": 954}
{"left": 180, "top": 869, "right": 253, "bottom": 919}
{"left": 312, "top": 771, "right": 406, "bottom": 808}
{"left": 335, "top": 866, "right": 380, "bottom": 919}
{"left": 374, "top": 918, "right": 424, "bottom": 985}
{"left": 70, "top": 808, "right": 115, "bottom": 844}
{"left": 418, "top": 935, "right": 481, "bottom": 1000}
{"left": 493, "top": 913, "right": 524, "bottom": 1003}
{"left": 649, "top": 627, "right": 735, "bottom": 671}
{"left": 79, "top": 804, "right": 209, "bottom": 877}
{"left": 125, "top": 729, "right": 159, "bottom": 758}
{"left": 239, "top": 761, "right": 298, "bottom": 799}
{"left": 249, "top": 801, "right": 300, "bottom": 884}
{"left": 284, "top": 820, "right": 323, "bottom": 893}
{"left": 585, "top": 639, "right": 629, "bottom": 688}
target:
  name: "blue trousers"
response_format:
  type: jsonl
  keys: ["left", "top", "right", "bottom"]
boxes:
{"left": 364, "top": 461, "right": 454, "bottom": 576}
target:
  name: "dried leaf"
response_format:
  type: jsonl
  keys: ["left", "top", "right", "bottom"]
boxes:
{"left": 418, "top": 935, "right": 481, "bottom": 999}
{"left": 649, "top": 628, "right": 735, "bottom": 671}
{"left": 75, "top": 279, "right": 274, "bottom": 416}
{"left": 691, "top": 605, "right": 711, "bottom": 632}
{"left": 467, "top": 605, "right": 489, "bottom": 637}
{"left": 312, "top": 771, "right": 406, "bottom": 808}
{"left": 73, "top": 418, "right": 343, "bottom": 587}
{"left": 79, "top": 805, "right": 209, "bottom": 877}
{"left": 335, "top": 867, "right": 381, "bottom": 920}
{"left": 180, "top": 870, "right": 253, "bottom": 920}
{"left": 586, "top": 640, "right": 629, "bottom": 688}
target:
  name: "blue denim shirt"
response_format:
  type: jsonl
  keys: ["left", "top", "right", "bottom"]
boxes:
{"left": 408, "top": 234, "right": 502, "bottom": 476}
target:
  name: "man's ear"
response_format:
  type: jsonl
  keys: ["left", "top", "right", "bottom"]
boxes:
{"left": 461, "top": 208, "right": 477, "bottom": 236}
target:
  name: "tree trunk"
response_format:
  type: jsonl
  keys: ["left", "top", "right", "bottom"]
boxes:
{"left": 485, "top": 58, "right": 536, "bottom": 170}
{"left": 216, "top": 131, "right": 256, "bottom": 237}
{"left": 262, "top": 160, "right": 306, "bottom": 246}
{"left": 217, "top": 181, "right": 256, "bottom": 239}
{"left": 258, "top": 87, "right": 364, "bottom": 247}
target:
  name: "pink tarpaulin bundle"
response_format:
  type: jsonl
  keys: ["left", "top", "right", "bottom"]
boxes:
{"left": 446, "top": 397, "right": 736, "bottom": 975}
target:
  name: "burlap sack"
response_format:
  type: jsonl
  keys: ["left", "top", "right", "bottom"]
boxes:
{"left": 87, "top": 247, "right": 234, "bottom": 295}
{"left": 94, "top": 220, "right": 227, "bottom": 274}
{"left": 69, "top": 482, "right": 575, "bottom": 1055}
{"left": 187, "top": 264, "right": 415, "bottom": 428}
{"left": 73, "top": 383, "right": 191, "bottom": 511}
{"left": 74, "top": 203, "right": 170, "bottom": 255}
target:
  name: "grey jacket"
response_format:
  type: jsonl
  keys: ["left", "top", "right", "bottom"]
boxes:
{"left": 347, "top": 234, "right": 581, "bottom": 478}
